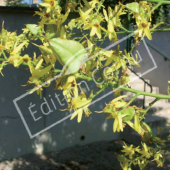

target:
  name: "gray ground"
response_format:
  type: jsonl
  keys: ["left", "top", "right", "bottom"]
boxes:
{"left": 0, "top": 140, "right": 170, "bottom": 170}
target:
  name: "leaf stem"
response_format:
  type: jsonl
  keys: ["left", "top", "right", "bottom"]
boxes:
{"left": 118, "top": 26, "right": 132, "bottom": 34}
{"left": 123, "top": 93, "right": 139, "bottom": 108}
{"left": 91, "top": 86, "right": 106, "bottom": 99}
{"left": 96, "top": 0, "right": 105, "bottom": 13}
{"left": 144, "top": 98, "right": 160, "bottom": 114}
{"left": 151, "top": 1, "right": 163, "bottom": 12}
{"left": 76, "top": 74, "right": 93, "bottom": 81}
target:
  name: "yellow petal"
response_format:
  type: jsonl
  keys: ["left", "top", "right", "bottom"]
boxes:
{"left": 112, "top": 29, "right": 118, "bottom": 41}
{"left": 117, "top": 125, "right": 121, "bottom": 132}
{"left": 60, "top": 26, "right": 66, "bottom": 38}
{"left": 114, "top": 101, "right": 126, "bottom": 108}
{"left": 35, "top": 59, "right": 43, "bottom": 70}
{"left": 111, "top": 95, "right": 127, "bottom": 104}
{"left": 118, "top": 114, "right": 123, "bottom": 132}
{"left": 108, "top": 6, "right": 113, "bottom": 18}
{"left": 144, "top": 27, "right": 152, "bottom": 40}
{"left": 80, "top": 8, "right": 93, "bottom": 20}
{"left": 134, "top": 114, "right": 140, "bottom": 132}
{"left": 113, "top": 118, "right": 118, "bottom": 132}
{"left": 12, "top": 40, "right": 28, "bottom": 54}
{"left": 96, "top": 27, "right": 101, "bottom": 39}
{"left": 103, "top": 9, "right": 108, "bottom": 21}
{"left": 70, "top": 111, "right": 79, "bottom": 120}
{"left": 108, "top": 21, "right": 114, "bottom": 32}
{"left": 90, "top": 26, "right": 97, "bottom": 37}
{"left": 62, "top": 9, "right": 70, "bottom": 24}
{"left": 77, "top": 109, "right": 83, "bottom": 123}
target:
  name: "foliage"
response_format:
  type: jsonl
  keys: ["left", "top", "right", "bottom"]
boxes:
{"left": 60, "top": 0, "right": 170, "bottom": 27}
{"left": 5, "top": 0, "right": 26, "bottom": 6}
{"left": 0, "top": 0, "right": 170, "bottom": 169}
{"left": 152, "top": 4, "right": 170, "bottom": 27}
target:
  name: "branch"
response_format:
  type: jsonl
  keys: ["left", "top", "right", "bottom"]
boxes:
{"left": 118, "top": 86, "right": 170, "bottom": 100}
{"left": 144, "top": 98, "right": 160, "bottom": 113}
{"left": 145, "top": 0, "right": 170, "bottom": 5}
{"left": 117, "top": 28, "right": 170, "bottom": 34}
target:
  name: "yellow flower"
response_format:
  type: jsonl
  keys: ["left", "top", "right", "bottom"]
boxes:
{"left": 46, "top": 9, "right": 70, "bottom": 25}
{"left": 135, "top": 20, "right": 152, "bottom": 40}
{"left": 117, "top": 155, "right": 130, "bottom": 170}
{"left": 54, "top": 75, "right": 79, "bottom": 102}
{"left": 90, "top": 15, "right": 103, "bottom": 39}
{"left": 40, "top": 0, "right": 57, "bottom": 8}
{"left": 103, "top": 7, "right": 117, "bottom": 41}
{"left": 138, "top": 143, "right": 152, "bottom": 159}
{"left": 63, "top": 76, "right": 78, "bottom": 101}
{"left": 102, "top": 49, "right": 121, "bottom": 67}
{"left": 28, "top": 59, "right": 52, "bottom": 82}
{"left": 29, "top": 59, "right": 52, "bottom": 79}
{"left": 121, "top": 143, "right": 140, "bottom": 159}
{"left": 89, "top": 0, "right": 100, "bottom": 8}
{"left": 26, "top": 59, "right": 52, "bottom": 98}
{"left": 97, "top": 95, "right": 129, "bottom": 132}
{"left": 56, "top": 9, "right": 70, "bottom": 25}
{"left": 154, "top": 152, "right": 165, "bottom": 167}
{"left": 122, "top": 144, "right": 134, "bottom": 156}
{"left": 82, "top": 0, "right": 99, "bottom": 9}
{"left": 103, "top": 6, "right": 125, "bottom": 41}
{"left": 119, "top": 159, "right": 130, "bottom": 170}
{"left": 10, "top": 40, "right": 28, "bottom": 55}
{"left": 79, "top": 8, "right": 93, "bottom": 21}
{"left": 70, "top": 90, "right": 93, "bottom": 123}
{"left": 152, "top": 136, "right": 166, "bottom": 147}
{"left": 137, "top": 159, "right": 148, "bottom": 170}
{"left": 83, "top": 14, "right": 104, "bottom": 39}
{"left": 6, "top": 40, "right": 29, "bottom": 67}
{"left": 66, "top": 0, "right": 78, "bottom": 12}
{"left": 111, "top": 112, "right": 127, "bottom": 132}
{"left": 8, "top": 54, "right": 31, "bottom": 68}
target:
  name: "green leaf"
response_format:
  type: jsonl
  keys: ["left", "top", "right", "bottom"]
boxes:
{"left": 121, "top": 107, "right": 135, "bottom": 121}
{"left": 117, "top": 154, "right": 126, "bottom": 162}
{"left": 32, "top": 43, "right": 53, "bottom": 55}
{"left": 126, "top": 2, "right": 140, "bottom": 13}
{"left": 102, "top": 104, "right": 114, "bottom": 113}
{"left": 31, "top": 65, "right": 52, "bottom": 78}
{"left": 45, "top": 24, "right": 58, "bottom": 39}
{"left": 140, "top": 121, "right": 155, "bottom": 141}
{"left": 49, "top": 38, "right": 87, "bottom": 74}
{"left": 12, "top": 40, "right": 28, "bottom": 54}
{"left": 26, "top": 24, "right": 40, "bottom": 35}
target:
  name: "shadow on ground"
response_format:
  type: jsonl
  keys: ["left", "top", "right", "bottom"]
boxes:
{"left": 0, "top": 140, "right": 122, "bottom": 170}
{"left": 0, "top": 140, "right": 170, "bottom": 170}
